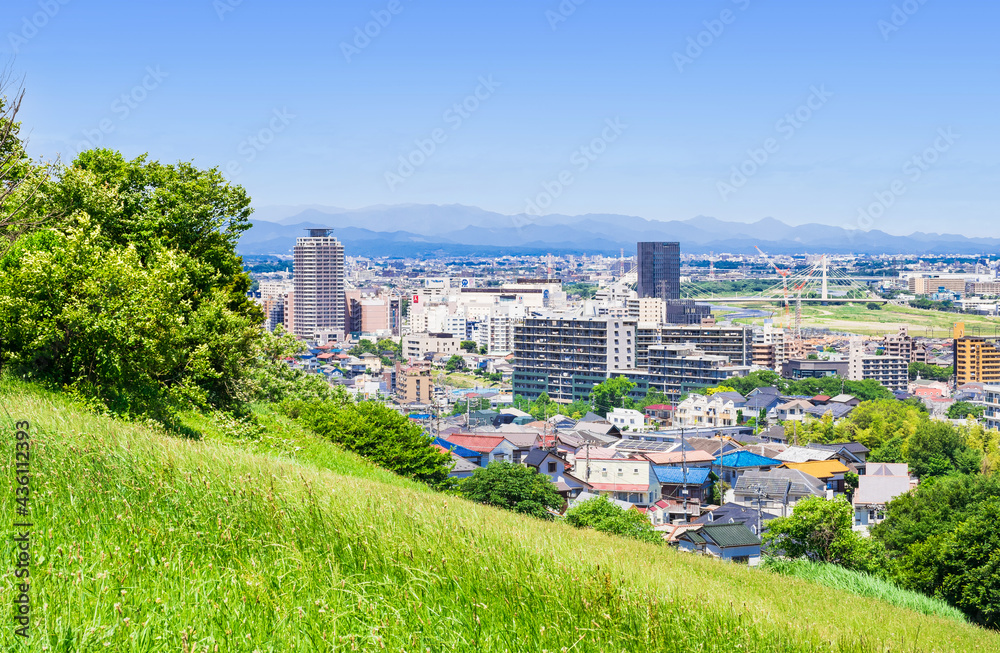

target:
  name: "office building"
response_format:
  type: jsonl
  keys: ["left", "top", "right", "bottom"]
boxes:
{"left": 512, "top": 316, "right": 636, "bottom": 402}
{"left": 637, "top": 242, "right": 680, "bottom": 301}
{"left": 292, "top": 229, "right": 345, "bottom": 339}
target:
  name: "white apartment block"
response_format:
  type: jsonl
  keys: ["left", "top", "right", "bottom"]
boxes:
{"left": 673, "top": 395, "right": 739, "bottom": 428}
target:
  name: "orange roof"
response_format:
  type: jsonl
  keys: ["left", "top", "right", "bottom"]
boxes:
{"left": 780, "top": 460, "right": 850, "bottom": 479}
{"left": 441, "top": 434, "right": 506, "bottom": 453}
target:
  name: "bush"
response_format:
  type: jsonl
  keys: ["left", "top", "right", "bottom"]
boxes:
{"left": 565, "top": 496, "right": 662, "bottom": 544}
{"left": 459, "top": 462, "right": 563, "bottom": 519}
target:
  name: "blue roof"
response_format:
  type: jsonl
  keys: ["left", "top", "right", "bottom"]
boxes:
{"left": 653, "top": 466, "right": 712, "bottom": 485}
{"left": 714, "top": 451, "right": 781, "bottom": 468}
{"left": 432, "top": 437, "right": 480, "bottom": 460}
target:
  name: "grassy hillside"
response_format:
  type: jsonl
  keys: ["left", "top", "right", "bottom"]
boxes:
{"left": 760, "top": 557, "right": 967, "bottom": 623}
{"left": 2, "top": 383, "right": 997, "bottom": 652}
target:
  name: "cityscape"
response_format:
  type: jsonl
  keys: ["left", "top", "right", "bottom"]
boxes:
{"left": 4, "top": 1, "right": 1000, "bottom": 650}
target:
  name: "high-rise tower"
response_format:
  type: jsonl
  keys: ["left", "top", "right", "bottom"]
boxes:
{"left": 293, "top": 229, "right": 345, "bottom": 339}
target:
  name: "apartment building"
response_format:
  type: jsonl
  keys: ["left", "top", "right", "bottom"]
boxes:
{"left": 970, "top": 281, "right": 1000, "bottom": 296}
{"left": 954, "top": 323, "right": 1000, "bottom": 385}
{"left": 656, "top": 325, "right": 752, "bottom": 366}
{"left": 983, "top": 385, "right": 1000, "bottom": 431}
{"left": 396, "top": 365, "right": 435, "bottom": 405}
{"left": 882, "top": 326, "right": 916, "bottom": 362}
{"left": 512, "top": 316, "right": 636, "bottom": 402}
{"left": 292, "top": 229, "right": 345, "bottom": 338}
{"left": 848, "top": 342, "right": 908, "bottom": 391}
{"left": 345, "top": 290, "right": 402, "bottom": 336}
{"left": 673, "top": 394, "right": 739, "bottom": 428}
{"left": 646, "top": 344, "right": 751, "bottom": 400}
{"left": 908, "top": 275, "right": 968, "bottom": 295}
{"left": 403, "top": 332, "right": 462, "bottom": 361}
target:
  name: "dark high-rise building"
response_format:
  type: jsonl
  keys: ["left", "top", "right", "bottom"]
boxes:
{"left": 637, "top": 242, "right": 680, "bottom": 300}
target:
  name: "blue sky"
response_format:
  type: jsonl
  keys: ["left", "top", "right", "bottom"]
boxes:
{"left": 5, "top": 0, "right": 999, "bottom": 235}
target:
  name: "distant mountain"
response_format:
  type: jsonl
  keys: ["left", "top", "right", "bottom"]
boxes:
{"left": 238, "top": 204, "right": 1000, "bottom": 256}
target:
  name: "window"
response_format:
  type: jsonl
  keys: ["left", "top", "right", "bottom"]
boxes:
{"left": 548, "top": 461, "right": 557, "bottom": 473}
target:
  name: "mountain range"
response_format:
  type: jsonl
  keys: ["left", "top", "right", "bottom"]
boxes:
{"left": 237, "top": 204, "right": 1000, "bottom": 257}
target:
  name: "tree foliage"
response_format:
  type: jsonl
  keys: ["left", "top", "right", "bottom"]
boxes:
{"left": 590, "top": 376, "right": 636, "bottom": 417}
{"left": 283, "top": 399, "right": 455, "bottom": 490}
{"left": 445, "top": 354, "right": 466, "bottom": 372}
{"left": 762, "top": 497, "right": 889, "bottom": 576}
{"left": 458, "top": 462, "right": 563, "bottom": 520}
{"left": 909, "top": 362, "right": 952, "bottom": 382}
{"left": 947, "top": 401, "right": 985, "bottom": 420}
{"left": 565, "top": 496, "right": 662, "bottom": 544}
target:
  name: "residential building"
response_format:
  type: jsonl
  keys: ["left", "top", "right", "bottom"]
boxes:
{"left": 646, "top": 344, "right": 752, "bottom": 401}
{"left": 637, "top": 242, "right": 681, "bottom": 301}
{"left": 970, "top": 281, "right": 1000, "bottom": 296}
{"left": 853, "top": 463, "right": 912, "bottom": 531}
{"left": 693, "top": 502, "right": 779, "bottom": 537}
{"left": 403, "top": 332, "right": 461, "bottom": 361}
{"left": 882, "top": 326, "right": 916, "bottom": 362}
{"left": 657, "top": 325, "right": 752, "bottom": 366}
{"left": 627, "top": 297, "right": 665, "bottom": 324}
{"left": 848, "top": 341, "right": 908, "bottom": 391}
{"left": 673, "top": 394, "right": 739, "bottom": 428}
{"left": 908, "top": 275, "right": 969, "bottom": 295}
{"left": 397, "top": 365, "right": 435, "bottom": 405}
{"left": 772, "top": 399, "right": 813, "bottom": 422}
{"left": 664, "top": 300, "right": 713, "bottom": 325}
{"left": 984, "top": 384, "right": 1000, "bottom": 431}
{"left": 523, "top": 449, "right": 591, "bottom": 499}
{"left": 608, "top": 408, "right": 648, "bottom": 432}
{"left": 571, "top": 455, "right": 661, "bottom": 506}
{"left": 781, "top": 359, "right": 849, "bottom": 379}
{"left": 732, "top": 469, "right": 826, "bottom": 518}
{"left": 714, "top": 451, "right": 782, "bottom": 486}
{"left": 654, "top": 466, "right": 713, "bottom": 503}
{"left": 512, "top": 316, "right": 636, "bottom": 402}
{"left": 953, "top": 322, "right": 1000, "bottom": 385}
{"left": 676, "top": 523, "right": 762, "bottom": 565}
{"left": 292, "top": 229, "right": 345, "bottom": 338}
{"left": 780, "top": 460, "right": 850, "bottom": 494}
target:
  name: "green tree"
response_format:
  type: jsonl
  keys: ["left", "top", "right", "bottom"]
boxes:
{"left": 459, "top": 462, "right": 563, "bottom": 520}
{"left": 349, "top": 339, "right": 379, "bottom": 356}
{"left": 762, "top": 496, "right": 889, "bottom": 576}
{"left": 947, "top": 401, "right": 985, "bottom": 420}
{"left": 565, "top": 496, "right": 662, "bottom": 544}
{"left": 636, "top": 388, "right": 672, "bottom": 410}
{"left": 460, "top": 340, "right": 478, "bottom": 353}
{"left": 909, "top": 362, "right": 953, "bottom": 382}
{"left": 445, "top": 354, "right": 466, "bottom": 372}
{"left": 283, "top": 399, "right": 455, "bottom": 490}
{"left": 905, "top": 421, "right": 982, "bottom": 478}
{"left": 724, "top": 370, "right": 780, "bottom": 396}
{"left": 590, "top": 376, "right": 637, "bottom": 417}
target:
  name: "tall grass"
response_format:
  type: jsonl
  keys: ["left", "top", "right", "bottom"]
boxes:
{"left": 760, "top": 557, "right": 967, "bottom": 623}
{"left": 1, "top": 382, "right": 995, "bottom": 652}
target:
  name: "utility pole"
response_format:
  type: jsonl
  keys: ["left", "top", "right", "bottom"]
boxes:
{"left": 680, "top": 427, "right": 689, "bottom": 522}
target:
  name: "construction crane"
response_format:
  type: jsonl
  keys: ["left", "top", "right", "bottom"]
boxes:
{"left": 755, "top": 245, "right": 792, "bottom": 328}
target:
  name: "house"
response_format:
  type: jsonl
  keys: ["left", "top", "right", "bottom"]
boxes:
{"left": 853, "top": 463, "right": 913, "bottom": 531}
{"left": 653, "top": 466, "right": 713, "bottom": 503}
{"left": 440, "top": 434, "right": 517, "bottom": 465}
{"left": 771, "top": 399, "right": 814, "bottom": 422}
{"left": 686, "top": 436, "right": 744, "bottom": 458}
{"left": 433, "top": 437, "right": 487, "bottom": 468}
{"left": 803, "top": 402, "right": 855, "bottom": 420}
{"left": 569, "top": 491, "right": 632, "bottom": 511}
{"left": 645, "top": 498, "right": 702, "bottom": 526}
{"left": 608, "top": 407, "right": 648, "bottom": 432}
{"left": 571, "top": 454, "right": 661, "bottom": 507}
{"left": 435, "top": 448, "right": 480, "bottom": 480}
{"left": 676, "top": 523, "right": 762, "bottom": 565}
{"left": 756, "top": 425, "right": 788, "bottom": 444}
{"left": 712, "top": 391, "right": 748, "bottom": 408}
{"left": 775, "top": 446, "right": 838, "bottom": 465}
{"left": 644, "top": 404, "right": 675, "bottom": 422}
{"left": 812, "top": 442, "right": 870, "bottom": 474}
{"left": 829, "top": 394, "right": 861, "bottom": 408}
{"left": 744, "top": 387, "right": 783, "bottom": 415}
{"left": 523, "top": 449, "right": 591, "bottom": 499}
{"left": 693, "top": 502, "right": 779, "bottom": 537}
{"left": 780, "top": 460, "right": 850, "bottom": 494}
{"left": 732, "top": 469, "right": 827, "bottom": 517}
{"left": 713, "top": 451, "right": 782, "bottom": 486}
{"left": 674, "top": 395, "right": 739, "bottom": 428}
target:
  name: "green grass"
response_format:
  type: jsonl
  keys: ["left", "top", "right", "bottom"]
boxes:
{"left": 760, "top": 557, "right": 968, "bottom": 623}
{"left": 729, "top": 301, "right": 1000, "bottom": 337}
{"left": 2, "top": 380, "right": 998, "bottom": 651}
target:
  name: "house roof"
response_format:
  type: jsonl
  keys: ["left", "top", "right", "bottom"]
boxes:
{"left": 644, "top": 404, "right": 675, "bottom": 411}
{"left": 653, "top": 466, "right": 712, "bottom": 485}
{"left": 696, "top": 523, "right": 762, "bottom": 547}
{"left": 775, "top": 446, "right": 836, "bottom": 464}
{"left": 641, "top": 450, "right": 717, "bottom": 466}
{"left": 742, "top": 444, "right": 787, "bottom": 460}
{"left": 715, "top": 451, "right": 781, "bottom": 468}
{"left": 694, "top": 502, "right": 778, "bottom": 526}
{"left": 814, "top": 442, "right": 870, "bottom": 455}
{"left": 524, "top": 449, "right": 566, "bottom": 468}
{"left": 432, "top": 437, "right": 481, "bottom": 459}
{"left": 804, "top": 403, "right": 855, "bottom": 419}
{"left": 587, "top": 483, "right": 650, "bottom": 493}
{"left": 712, "top": 391, "right": 747, "bottom": 405}
{"left": 811, "top": 395, "right": 832, "bottom": 403}
{"left": 447, "top": 452, "right": 481, "bottom": 473}
{"left": 441, "top": 434, "right": 506, "bottom": 453}
{"left": 735, "top": 469, "right": 825, "bottom": 496}
{"left": 749, "top": 386, "right": 781, "bottom": 396}
{"left": 780, "top": 460, "right": 850, "bottom": 479}
{"left": 853, "top": 474, "right": 911, "bottom": 506}
{"left": 868, "top": 462, "right": 909, "bottom": 477}
{"left": 830, "top": 394, "right": 857, "bottom": 403}
{"left": 758, "top": 425, "right": 787, "bottom": 441}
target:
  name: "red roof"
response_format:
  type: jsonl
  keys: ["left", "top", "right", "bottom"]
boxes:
{"left": 644, "top": 404, "right": 675, "bottom": 411}
{"left": 812, "top": 395, "right": 831, "bottom": 402}
{"left": 441, "top": 434, "right": 506, "bottom": 453}
{"left": 588, "top": 483, "right": 650, "bottom": 492}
